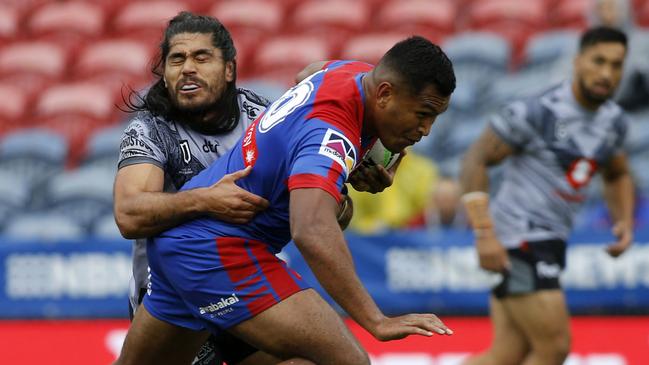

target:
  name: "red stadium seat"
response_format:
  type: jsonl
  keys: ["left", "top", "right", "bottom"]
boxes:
{"left": 0, "top": 84, "right": 29, "bottom": 137}
{"left": 0, "top": 84, "right": 28, "bottom": 121}
{"left": 0, "top": 6, "right": 18, "bottom": 43}
{"left": 27, "top": 2, "right": 105, "bottom": 50}
{"left": 210, "top": 0, "right": 283, "bottom": 49}
{"left": 467, "top": 0, "right": 546, "bottom": 29}
{"left": 290, "top": 0, "right": 371, "bottom": 46}
{"left": 340, "top": 33, "right": 412, "bottom": 64}
{"left": 376, "top": 0, "right": 456, "bottom": 39}
{"left": 36, "top": 83, "right": 116, "bottom": 121}
{"left": 73, "top": 39, "right": 154, "bottom": 90}
{"left": 639, "top": 0, "right": 649, "bottom": 26}
{"left": 467, "top": 0, "right": 547, "bottom": 67}
{"left": 552, "top": 0, "right": 591, "bottom": 29}
{"left": 113, "top": 1, "right": 187, "bottom": 43}
{"left": 0, "top": 42, "right": 67, "bottom": 98}
{"left": 252, "top": 36, "right": 332, "bottom": 85}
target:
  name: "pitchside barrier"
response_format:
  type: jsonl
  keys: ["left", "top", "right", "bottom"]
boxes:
{"left": 0, "top": 230, "right": 648, "bottom": 318}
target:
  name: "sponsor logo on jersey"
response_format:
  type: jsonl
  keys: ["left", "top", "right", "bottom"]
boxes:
{"left": 202, "top": 139, "right": 219, "bottom": 154}
{"left": 319, "top": 129, "right": 356, "bottom": 175}
{"left": 198, "top": 293, "right": 239, "bottom": 315}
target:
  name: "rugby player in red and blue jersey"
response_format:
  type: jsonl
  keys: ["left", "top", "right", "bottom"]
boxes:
{"left": 115, "top": 36, "right": 456, "bottom": 365}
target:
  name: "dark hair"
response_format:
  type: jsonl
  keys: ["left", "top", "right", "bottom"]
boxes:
{"left": 579, "top": 26, "right": 627, "bottom": 52}
{"left": 124, "top": 12, "right": 239, "bottom": 133}
{"left": 378, "top": 36, "right": 456, "bottom": 97}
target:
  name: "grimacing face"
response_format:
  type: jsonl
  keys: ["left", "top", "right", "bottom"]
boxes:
{"left": 574, "top": 42, "right": 626, "bottom": 105}
{"left": 375, "top": 83, "right": 450, "bottom": 153}
{"left": 164, "top": 32, "right": 234, "bottom": 113}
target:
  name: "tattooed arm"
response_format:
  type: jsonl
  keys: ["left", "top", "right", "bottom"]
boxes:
{"left": 459, "top": 126, "right": 514, "bottom": 272}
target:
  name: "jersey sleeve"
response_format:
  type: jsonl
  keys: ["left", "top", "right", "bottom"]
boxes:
{"left": 613, "top": 113, "right": 629, "bottom": 155}
{"left": 117, "top": 116, "right": 167, "bottom": 170}
{"left": 286, "top": 120, "right": 358, "bottom": 204}
{"left": 489, "top": 100, "right": 536, "bottom": 150}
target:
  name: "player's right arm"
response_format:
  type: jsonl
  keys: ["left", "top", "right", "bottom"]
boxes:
{"left": 459, "top": 126, "right": 514, "bottom": 272}
{"left": 114, "top": 164, "right": 267, "bottom": 239}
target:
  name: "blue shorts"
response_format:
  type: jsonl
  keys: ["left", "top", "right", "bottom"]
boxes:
{"left": 144, "top": 237, "right": 309, "bottom": 334}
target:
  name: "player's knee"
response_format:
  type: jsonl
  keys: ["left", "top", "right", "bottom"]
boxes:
{"left": 326, "top": 343, "right": 369, "bottom": 365}
{"left": 342, "top": 347, "right": 370, "bottom": 365}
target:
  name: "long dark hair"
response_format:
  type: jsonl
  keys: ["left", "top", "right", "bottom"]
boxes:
{"left": 124, "top": 12, "right": 240, "bottom": 134}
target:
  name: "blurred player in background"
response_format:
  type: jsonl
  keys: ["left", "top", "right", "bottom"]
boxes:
{"left": 114, "top": 11, "right": 394, "bottom": 364}
{"left": 460, "top": 26, "right": 634, "bottom": 365}
{"left": 114, "top": 36, "right": 456, "bottom": 365}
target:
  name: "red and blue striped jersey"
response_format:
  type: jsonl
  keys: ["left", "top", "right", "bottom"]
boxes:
{"left": 156, "top": 61, "right": 376, "bottom": 252}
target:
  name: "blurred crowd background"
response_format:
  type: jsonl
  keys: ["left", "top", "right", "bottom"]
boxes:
{"left": 0, "top": 0, "right": 647, "bottom": 241}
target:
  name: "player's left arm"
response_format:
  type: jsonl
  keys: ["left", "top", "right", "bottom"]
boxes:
{"left": 601, "top": 152, "right": 635, "bottom": 257}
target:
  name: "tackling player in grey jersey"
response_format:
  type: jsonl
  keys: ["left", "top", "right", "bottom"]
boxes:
{"left": 113, "top": 12, "right": 273, "bottom": 365}
{"left": 118, "top": 88, "right": 269, "bottom": 317}
{"left": 460, "top": 27, "right": 634, "bottom": 365}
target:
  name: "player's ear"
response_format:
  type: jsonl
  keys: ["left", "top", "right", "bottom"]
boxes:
{"left": 376, "top": 81, "right": 393, "bottom": 108}
{"left": 225, "top": 60, "right": 235, "bottom": 83}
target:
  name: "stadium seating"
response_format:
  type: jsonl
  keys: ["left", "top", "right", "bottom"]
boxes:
{"left": 552, "top": 0, "right": 591, "bottom": 29}
{"left": 112, "top": 0, "right": 187, "bottom": 43}
{"left": 252, "top": 36, "right": 332, "bottom": 85}
{"left": 522, "top": 30, "right": 580, "bottom": 70}
{"left": 36, "top": 82, "right": 115, "bottom": 121}
{"left": 290, "top": 0, "right": 371, "bottom": 51}
{"left": 375, "top": 0, "right": 456, "bottom": 40}
{"left": 91, "top": 213, "right": 123, "bottom": 239}
{"left": 0, "top": 129, "right": 67, "bottom": 189}
{"left": 340, "top": 33, "right": 412, "bottom": 64}
{"left": 0, "top": 171, "right": 31, "bottom": 229}
{"left": 73, "top": 39, "right": 154, "bottom": 90}
{"left": 3, "top": 212, "right": 85, "bottom": 241}
{"left": 0, "top": 5, "right": 18, "bottom": 44}
{"left": 210, "top": 0, "right": 283, "bottom": 50}
{"left": 35, "top": 166, "right": 114, "bottom": 232}
{"left": 0, "top": 0, "right": 648, "bottom": 239}
{"left": 81, "top": 125, "right": 125, "bottom": 172}
{"left": 27, "top": 1, "right": 106, "bottom": 52}
{"left": 0, "top": 84, "right": 28, "bottom": 136}
{"left": 0, "top": 42, "right": 67, "bottom": 98}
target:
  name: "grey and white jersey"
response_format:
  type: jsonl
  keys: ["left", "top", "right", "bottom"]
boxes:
{"left": 117, "top": 88, "right": 270, "bottom": 307}
{"left": 490, "top": 81, "right": 628, "bottom": 248}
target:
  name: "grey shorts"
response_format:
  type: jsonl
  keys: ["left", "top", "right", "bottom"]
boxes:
{"left": 493, "top": 239, "right": 566, "bottom": 299}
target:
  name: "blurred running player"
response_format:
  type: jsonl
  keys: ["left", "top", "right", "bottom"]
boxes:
{"left": 114, "top": 36, "right": 456, "bottom": 365}
{"left": 460, "top": 27, "right": 633, "bottom": 365}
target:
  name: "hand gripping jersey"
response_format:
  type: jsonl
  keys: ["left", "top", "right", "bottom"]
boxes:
{"left": 489, "top": 81, "right": 628, "bottom": 248}
{"left": 117, "top": 88, "right": 270, "bottom": 310}
{"left": 144, "top": 61, "right": 376, "bottom": 333}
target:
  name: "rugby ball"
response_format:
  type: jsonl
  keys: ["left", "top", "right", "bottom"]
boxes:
{"left": 363, "top": 139, "right": 400, "bottom": 170}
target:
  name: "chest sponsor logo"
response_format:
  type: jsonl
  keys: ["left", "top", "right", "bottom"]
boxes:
{"left": 202, "top": 139, "right": 219, "bottom": 154}
{"left": 179, "top": 140, "right": 192, "bottom": 164}
{"left": 319, "top": 129, "right": 357, "bottom": 176}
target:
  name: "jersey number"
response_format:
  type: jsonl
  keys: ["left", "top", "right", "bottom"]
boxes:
{"left": 258, "top": 70, "right": 323, "bottom": 133}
